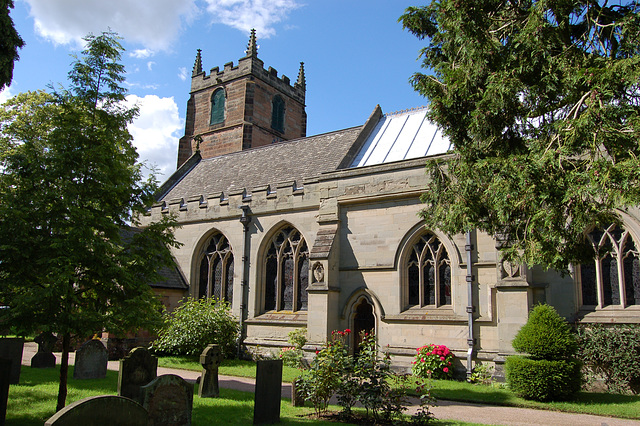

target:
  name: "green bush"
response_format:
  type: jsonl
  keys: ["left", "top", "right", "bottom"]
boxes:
{"left": 512, "top": 304, "right": 577, "bottom": 360}
{"left": 506, "top": 356, "right": 582, "bottom": 401}
{"left": 412, "top": 344, "right": 454, "bottom": 380}
{"left": 577, "top": 324, "right": 640, "bottom": 394}
{"left": 151, "top": 297, "right": 239, "bottom": 357}
{"left": 506, "top": 304, "right": 581, "bottom": 401}
{"left": 279, "top": 328, "right": 307, "bottom": 368}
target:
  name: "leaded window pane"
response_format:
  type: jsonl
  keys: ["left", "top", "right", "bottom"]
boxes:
{"left": 439, "top": 263, "right": 451, "bottom": 306}
{"left": 281, "top": 256, "right": 295, "bottom": 310}
{"left": 212, "top": 256, "right": 223, "bottom": 300}
{"left": 580, "top": 262, "right": 598, "bottom": 305}
{"left": 225, "top": 257, "right": 234, "bottom": 304}
{"left": 199, "top": 256, "right": 209, "bottom": 299}
{"left": 408, "top": 264, "right": 419, "bottom": 306}
{"left": 424, "top": 263, "right": 436, "bottom": 306}
{"left": 265, "top": 255, "right": 277, "bottom": 311}
{"left": 297, "top": 256, "right": 308, "bottom": 311}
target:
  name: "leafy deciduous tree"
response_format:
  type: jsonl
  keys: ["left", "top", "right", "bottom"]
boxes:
{"left": 400, "top": 0, "right": 640, "bottom": 271}
{"left": 0, "top": 32, "right": 178, "bottom": 410}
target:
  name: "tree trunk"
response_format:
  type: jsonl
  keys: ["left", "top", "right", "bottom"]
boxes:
{"left": 56, "top": 333, "right": 71, "bottom": 412}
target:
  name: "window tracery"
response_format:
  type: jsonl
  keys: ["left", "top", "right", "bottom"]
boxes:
{"left": 198, "top": 233, "right": 233, "bottom": 303}
{"left": 264, "top": 226, "right": 309, "bottom": 312}
{"left": 406, "top": 231, "right": 451, "bottom": 308}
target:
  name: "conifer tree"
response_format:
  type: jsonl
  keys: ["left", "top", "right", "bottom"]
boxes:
{"left": 400, "top": 1, "right": 640, "bottom": 270}
{"left": 0, "top": 32, "right": 178, "bottom": 410}
{"left": 0, "top": 0, "right": 24, "bottom": 90}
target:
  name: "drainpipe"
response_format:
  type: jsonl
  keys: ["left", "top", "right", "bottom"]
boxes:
{"left": 465, "top": 231, "right": 476, "bottom": 381}
{"left": 237, "top": 205, "right": 251, "bottom": 359}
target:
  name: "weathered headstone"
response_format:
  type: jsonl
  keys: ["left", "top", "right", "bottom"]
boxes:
{"left": 290, "top": 377, "right": 305, "bottom": 407}
{"left": 253, "top": 359, "right": 283, "bottom": 424}
{"left": 118, "top": 347, "right": 158, "bottom": 404}
{"left": 141, "top": 374, "right": 193, "bottom": 426}
{"left": 198, "top": 344, "right": 223, "bottom": 398}
{"left": 0, "top": 337, "right": 23, "bottom": 384}
{"left": 0, "top": 358, "right": 11, "bottom": 426}
{"left": 73, "top": 339, "right": 108, "bottom": 380}
{"left": 31, "top": 332, "right": 57, "bottom": 368}
{"left": 44, "top": 395, "right": 148, "bottom": 426}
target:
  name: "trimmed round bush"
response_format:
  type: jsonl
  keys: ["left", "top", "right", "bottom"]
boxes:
{"left": 506, "top": 356, "right": 582, "bottom": 401}
{"left": 151, "top": 297, "right": 239, "bottom": 357}
{"left": 506, "top": 304, "right": 581, "bottom": 401}
{"left": 512, "top": 304, "right": 577, "bottom": 360}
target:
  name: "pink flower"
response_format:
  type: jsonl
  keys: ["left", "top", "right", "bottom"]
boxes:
{"left": 421, "top": 358, "right": 425, "bottom": 362}
{"left": 443, "top": 367, "right": 449, "bottom": 373}
{"left": 440, "top": 356, "right": 445, "bottom": 361}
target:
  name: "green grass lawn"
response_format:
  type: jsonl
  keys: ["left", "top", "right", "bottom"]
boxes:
{"left": 157, "top": 356, "right": 640, "bottom": 420}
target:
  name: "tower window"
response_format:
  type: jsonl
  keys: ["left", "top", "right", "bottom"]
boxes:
{"left": 264, "top": 225, "right": 308, "bottom": 312}
{"left": 210, "top": 88, "right": 225, "bottom": 125}
{"left": 580, "top": 224, "right": 640, "bottom": 308}
{"left": 198, "top": 232, "right": 234, "bottom": 304}
{"left": 271, "top": 95, "right": 285, "bottom": 133}
{"left": 406, "top": 231, "right": 451, "bottom": 308}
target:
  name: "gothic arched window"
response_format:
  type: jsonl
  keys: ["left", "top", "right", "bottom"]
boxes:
{"left": 198, "top": 233, "right": 234, "bottom": 303}
{"left": 264, "top": 226, "right": 309, "bottom": 312}
{"left": 210, "top": 88, "right": 225, "bottom": 125}
{"left": 406, "top": 231, "right": 451, "bottom": 308}
{"left": 580, "top": 224, "right": 640, "bottom": 308}
{"left": 271, "top": 95, "right": 285, "bottom": 133}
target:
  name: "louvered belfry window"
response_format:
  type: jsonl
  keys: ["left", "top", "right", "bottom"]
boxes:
{"left": 271, "top": 95, "right": 285, "bottom": 133}
{"left": 580, "top": 224, "right": 640, "bottom": 308}
{"left": 264, "top": 226, "right": 309, "bottom": 312}
{"left": 407, "top": 232, "right": 451, "bottom": 308}
{"left": 198, "top": 233, "right": 233, "bottom": 304}
{"left": 210, "top": 88, "right": 225, "bottom": 125}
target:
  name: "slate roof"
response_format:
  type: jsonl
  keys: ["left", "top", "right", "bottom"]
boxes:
{"left": 152, "top": 265, "right": 189, "bottom": 290}
{"left": 160, "top": 126, "right": 364, "bottom": 201}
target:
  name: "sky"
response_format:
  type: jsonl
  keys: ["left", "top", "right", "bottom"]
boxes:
{"left": 2, "top": 0, "right": 429, "bottom": 182}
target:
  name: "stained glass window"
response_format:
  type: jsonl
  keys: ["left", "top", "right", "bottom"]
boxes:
{"left": 406, "top": 232, "right": 451, "bottom": 308}
{"left": 198, "top": 233, "right": 233, "bottom": 304}
{"left": 581, "top": 224, "right": 640, "bottom": 308}
{"left": 263, "top": 226, "right": 309, "bottom": 312}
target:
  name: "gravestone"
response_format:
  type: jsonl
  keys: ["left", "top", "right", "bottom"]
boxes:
{"left": 253, "top": 359, "right": 283, "bottom": 424}
{"left": 118, "top": 347, "right": 158, "bottom": 404}
{"left": 31, "top": 332, "right": 57, "bottom": 368}
{"left": 73, "top": 339, "right": 108, "bottom": 380}
{"left": 44, "top": 395, "right": 148, "bottom": 426}
{"left": 0, "top": 358, "right": 11, "bottom": 426}
{"left": 141, "top": 374, "right": 193, "bottom": 426}
{"left": 198, "top": 344, "right": 223, "bottom": 398}
{"left": 0, "top": 337, "right": 23, "bottom": 384}
{"left": 290, "top": 378, "right": 305, "bottom": 407}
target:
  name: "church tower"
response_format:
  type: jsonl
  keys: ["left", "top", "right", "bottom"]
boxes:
{"left": 177, "top": 30, "right": 307, "bottom": 168}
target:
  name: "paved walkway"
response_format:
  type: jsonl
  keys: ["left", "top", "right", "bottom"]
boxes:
{"left": 20, "top": 342, "right": 640, "bottom": 425}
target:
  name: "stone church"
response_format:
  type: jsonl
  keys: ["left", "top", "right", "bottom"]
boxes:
{"left": 142, "top": 31, "right": 640, "bottom": 374}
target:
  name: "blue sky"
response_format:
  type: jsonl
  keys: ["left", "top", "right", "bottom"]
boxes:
{"left": 3, "top": 0, "right": 429, "bottom": 181}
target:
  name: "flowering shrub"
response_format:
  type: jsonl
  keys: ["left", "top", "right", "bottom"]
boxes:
{"left": 279, "top": 328, "right": 307, "bottom": 368}
{"left": 412, "top": 344, "right": 454, "bottom": 380}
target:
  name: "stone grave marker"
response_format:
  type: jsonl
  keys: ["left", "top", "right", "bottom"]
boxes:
{"left": 31, "top": 332, "right": 57, "bottom": 368}
{"left": 44, "top": 395, "right": 148, "bottom": 426}
{"left": 141, "top": 374, "right": 193, "bottom": 426}
{"left": 73, "top": 339, "right": 108, "bottom": 380}
{"left": 198, "top": 344, "right": 223, "bottom": 398}
{"left": 118, "top": 347, "right": 158, "bottom": 404}
{"left": 0, "top": 358, "right": 11, "bottom": 426}
{"left": 253, "top": 359, "right": 283, "bottom": 424}
{"left": 0, "top": 337, "right": 23, "bottom": 384}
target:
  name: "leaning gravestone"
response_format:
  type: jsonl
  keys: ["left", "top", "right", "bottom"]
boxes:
{"left": 0, "top": 358, "right": 11, "bottom": 426}
{"left": 253, "top": 359, "right": 283, "bottom": 424}
{"left": 141, "top": 374, "right": 193, "bottom": 426}
{"left": 118, "top": 347, "right": 158, "bottom": 404}
{"left": 0, "top": 337, "right": 23, "bottom": 384}
{"left": 73, "top": 339, "right": 108, "bottom": 380}
{"left": 31, "top": 332, "right": 57, "bottom": 368}
{"left": 198, "top": 344, "right": 223, "bottom": 398}
{"left": 44, "top": 395, "right": 148, "bottom": 426}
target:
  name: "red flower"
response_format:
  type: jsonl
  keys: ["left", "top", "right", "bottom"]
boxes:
{"left": 345, "top": 329, "right": 351, "bottom": 333}
{"left": 443, "top": 367, "right": 449, "bottom": 373}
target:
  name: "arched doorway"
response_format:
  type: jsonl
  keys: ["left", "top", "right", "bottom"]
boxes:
{"left": 352, "top": 299, "right": 375, "bottom": 356}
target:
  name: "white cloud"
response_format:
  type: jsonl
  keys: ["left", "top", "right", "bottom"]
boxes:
{"left": 125, "top": 94, "right": 182, "bottom": 182}
{"left": 0, "top": 86, "right": 15, "bottom": 105}
{"left": 24, "top": 0, "right": 198, "bottom": 51}
{"left": 130, "top": 49, "right": 155, "bottom": 59}
{"left": 178, "top": 67, "right": 188, "bottom": 81}
{"left": 147, "top": 61, "right": 156, "bottom": 71}
{"left": 203, "top": 0, "right": 302, "bottom": 38}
